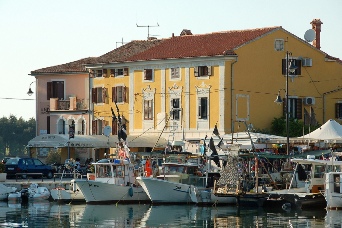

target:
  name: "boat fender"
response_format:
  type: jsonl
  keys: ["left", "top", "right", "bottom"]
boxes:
{"left": 128, "top": 186, "right": 134, "bottom": 197}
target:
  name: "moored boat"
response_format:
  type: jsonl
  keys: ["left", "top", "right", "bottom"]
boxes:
{"left": 0, "top": 183, "right": 17, "bottom": 201}
{"left": 324, "top": 172, "right": 342, "bottom": 209}
{"left": 74, "top": 153, "right": 150, "bottom": 204}
{"left": 50, "top": 179, "right": 85, "bottom": 203}
{"left": 137, "top": 155, "right": 205, "bottom": 204}
{"left": 265, "top": 157, "right": 342, "bottom": 210}
{"left": 8, "top": 183, "right": 50, "bottom": 203}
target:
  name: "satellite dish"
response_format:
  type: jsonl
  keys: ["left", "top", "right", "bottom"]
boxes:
{"left": 304, "top": 29, "right": 315, "bottom": 42}
{"left": 104, "top": 126, "right": 111, "bottom": 137}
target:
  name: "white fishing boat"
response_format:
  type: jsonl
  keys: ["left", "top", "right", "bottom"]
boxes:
{"left": 324, "top": 171, "right": 342, "bottom": 209}
{"left": 74, "top": 155, "right": 150, "bottom": 204}
{"left": 136, "top": 155, "right": 206, "bottom": 204}
{"left": 50, "top": 179, "right": 85, "bottom": 203}
{"left": 0, "top": 183, "right": 17, "bottom": 201}
{"left": 265, "top": 156, "right": 342, "bottom": 209}
{"left": 8, "top": 183, "right": 50, "bottom": 202}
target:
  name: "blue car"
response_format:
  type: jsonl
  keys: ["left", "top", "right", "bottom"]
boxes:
{"left": 5, "top": 157, "right": 54, "bottom": 179}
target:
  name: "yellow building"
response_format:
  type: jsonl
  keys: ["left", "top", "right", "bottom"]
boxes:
{"left": 85, "top": 20, "right": 342, "bottom": 144}
{"left": 30, "top": 19, "right": 342, "bottom": 158}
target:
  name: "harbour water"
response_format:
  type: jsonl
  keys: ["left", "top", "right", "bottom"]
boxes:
{"left": 0, "top": 201, "right": 339, "bottom": 227}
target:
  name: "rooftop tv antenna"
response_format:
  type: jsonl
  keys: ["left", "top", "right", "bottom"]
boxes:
{"left": 136, "top": 23, "right": 159, "bottom": 40}
{"left": 116, "top": 38, "right": 128, "bottom": 48}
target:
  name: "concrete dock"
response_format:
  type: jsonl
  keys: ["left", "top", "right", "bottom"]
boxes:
{"left": 1, "top": 176, "right": 76, "bottom": 191}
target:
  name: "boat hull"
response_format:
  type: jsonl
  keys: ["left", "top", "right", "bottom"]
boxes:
{"left": 50, "top": 188, "right": 85, "bottom": 203}
{"left": 75, "top": 179, "right": 150, "bottom": 204}
{"left": 189, "top": 186, "right": 236, "bottom": 205}
{"left": 137, "top": 177, "right": 193, "bottom": 204}
{"left": 326, "top": 192, "right": 342, "bottom": 209}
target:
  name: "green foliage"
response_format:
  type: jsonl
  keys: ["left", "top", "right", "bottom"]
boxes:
{"left": 0, "top": 115, "right": 36, "bottom": 158}
{"left": 45, "top": 150, "right": 61, "bottom": 164}
{"left": 270, "top": 117, "right": 320, "bottom": 137}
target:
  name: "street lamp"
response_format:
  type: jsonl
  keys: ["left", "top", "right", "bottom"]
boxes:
{"left": 27, "top": 81, "right": 35, "bottom": 96}
{"left": 68, "top": 120, "right": 75, "bottom": 159}
{"left": 274, "top": 51, "right": 297, "bottom": 156}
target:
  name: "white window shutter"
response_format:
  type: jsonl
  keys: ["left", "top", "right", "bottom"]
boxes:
{"left": 194, "top": 67, "right": 199, "bottom": 77}
{"left": 208, "top": 66, "right": 212, "bottom": 76}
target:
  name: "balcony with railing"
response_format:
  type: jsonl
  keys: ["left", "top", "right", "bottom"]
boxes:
{"left": 49, "top": 97, "right": 88, "bottom": 112}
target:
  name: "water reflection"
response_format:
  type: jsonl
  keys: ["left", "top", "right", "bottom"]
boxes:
{"left": 326, "top": 210, "right": 342, "bottom": 227}
{"left": 0, "top": 202, "right": 334, "bottom": 227}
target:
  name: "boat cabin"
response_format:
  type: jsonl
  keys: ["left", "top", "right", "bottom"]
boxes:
{"left": 88, "top": 158, "right": 137, "bottom": 186}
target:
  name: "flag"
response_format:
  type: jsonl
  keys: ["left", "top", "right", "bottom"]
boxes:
{"left": 111, "top": 107, "right": 117, "bottom": 121}
{"left": 118, "top": 123, "right": 127, "bottom": 141}
{"left": 209, "top": 137, "right": 217, "bottom": 155}
{"left": 217, "top": 138, "right": 223, "bottom": 148}
{"left": 115, "top": 102, "right": 122, "bottom": 124}
{"left": 213, "top": 124, "right": 220, "bottom": 137}
{"left": 209, "top": 137, "right": 220, "bottom": 167}
{"left": 304, "top": 108, "right": 310, "bottom": 126}
{"left": 310, "top": 107, "right": 317, "bottom": 126}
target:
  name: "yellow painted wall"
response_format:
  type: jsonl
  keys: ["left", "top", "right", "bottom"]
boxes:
{"left": 92, "top": 28, "right": 342, "bottom": 138}
{"left": 232, "top": 29, "right": 342, "bottom": 131}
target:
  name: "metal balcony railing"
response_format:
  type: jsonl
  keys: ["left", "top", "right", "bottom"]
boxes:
{"left": 50, "top": 98, "right": 88, "bottom": 111}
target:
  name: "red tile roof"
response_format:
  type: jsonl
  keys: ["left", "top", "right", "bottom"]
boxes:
{"left": 31, "top": 40, "right": 163, "bottom": 74}
{"left": 96, "top": 40, "right": 163, "bottom": 63}
{"left": 31, "top": 57, "right": 98, "bottom": 74}
{"left": 126, "top": 27, "right": 280, "bottom": 61}
{"left": 35, "top": 26, "right": 342, "bottom": 73}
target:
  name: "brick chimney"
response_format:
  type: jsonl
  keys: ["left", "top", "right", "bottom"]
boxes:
{"left": 310, "top": 19, "right": 323, "bottom": 50}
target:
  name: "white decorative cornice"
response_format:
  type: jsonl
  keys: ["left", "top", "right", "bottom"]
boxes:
{"left": 142, "top": 85, "right": 156, "bottom": 100}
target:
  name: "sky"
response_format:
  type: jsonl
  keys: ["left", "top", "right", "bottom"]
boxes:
{"left": 0, "top": 0, "right": 341, "bottom": 120}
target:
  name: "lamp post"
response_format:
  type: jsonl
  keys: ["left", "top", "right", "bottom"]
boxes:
{"left": 68, "top": 120, "right": 75, "bottom": 159}
{"left": 27, "top": 81, "right": 35, "bottom": 96}
{"left": 274, "top": 51, "right": 297, "bottom": 156}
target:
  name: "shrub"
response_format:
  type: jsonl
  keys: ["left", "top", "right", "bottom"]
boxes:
{"left": 45, "top": 150, "right": 61, "bottom": 164}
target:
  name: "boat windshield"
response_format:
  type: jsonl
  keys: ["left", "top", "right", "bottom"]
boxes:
{"left": 163, "top": 165, "right": 185, "bottom": 174}
{"left": 96, "top": 164, "right": 112, "bottom": 178}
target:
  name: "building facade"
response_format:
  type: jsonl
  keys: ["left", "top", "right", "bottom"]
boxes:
{"left": 29, "top": 19, "right": 342, "bottom": 157}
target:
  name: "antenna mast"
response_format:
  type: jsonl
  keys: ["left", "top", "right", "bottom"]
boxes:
{"left": 116, "top": 38, "right": 128, "bottom": 48}
{"left": 136, "top": 23, "right": 159, "bottom": 40}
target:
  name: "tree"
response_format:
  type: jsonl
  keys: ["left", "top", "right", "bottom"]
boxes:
{"left": 270, "top": 117, "right": 319, "bottom": 137}
{"left": 0, "top": 115, "right": 36, "bottom": 158}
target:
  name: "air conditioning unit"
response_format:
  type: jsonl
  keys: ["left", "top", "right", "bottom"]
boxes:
{"left": 302, "top": 58, "right": 312, "bottom": 67}
{"left": 304, "top": 97, "right": 315, "bottom": 105}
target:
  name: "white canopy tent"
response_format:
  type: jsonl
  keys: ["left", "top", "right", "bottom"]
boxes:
{"left": 27, "top": 134, "right": 168, "bottom": 149}
{"left": 300, "top": 119, "right": 342, "bottom": 142}
{"left": 210, "top": 131, "right": 285, "bottom": 150}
